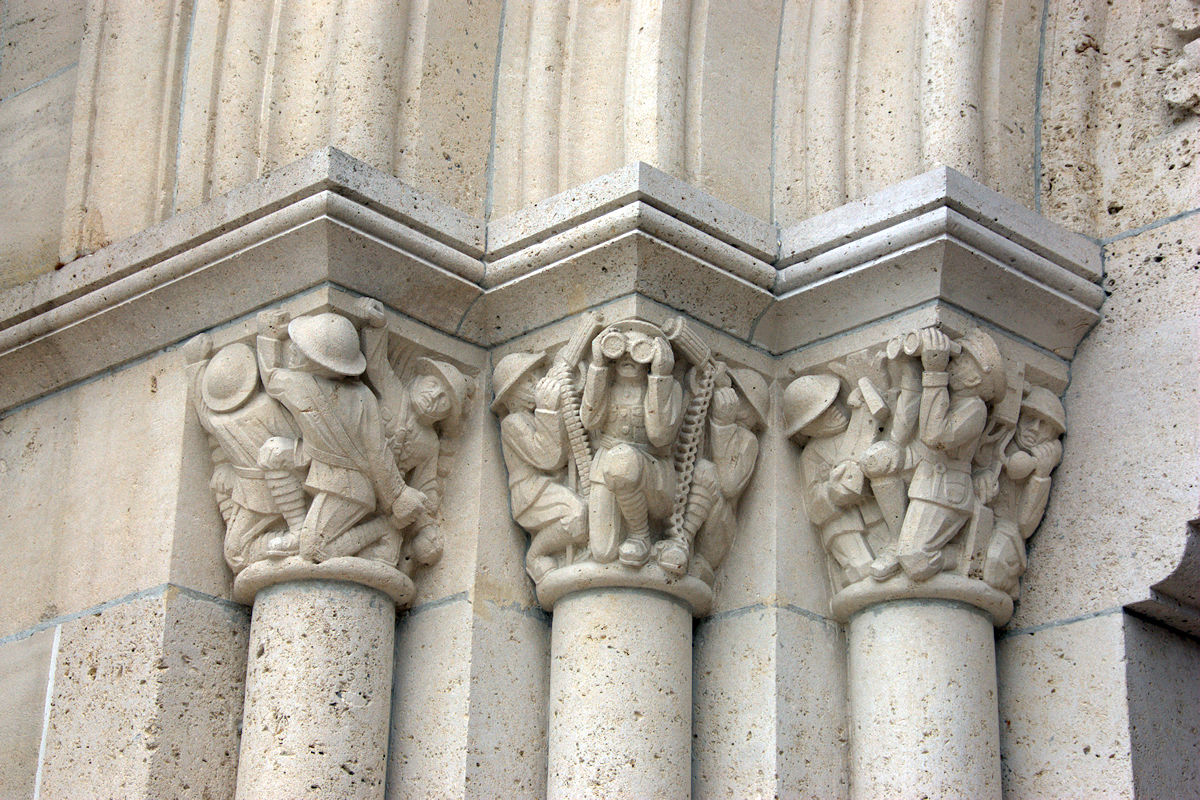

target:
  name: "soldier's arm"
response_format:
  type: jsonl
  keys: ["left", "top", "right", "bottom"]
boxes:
{"left": 645, "top": 375, "right": 683, "bottom": 448}
{"left": 502, "top": 412, "right": 569, "bottom": 472}
{"left": 579, "top": 363, "right": 609, "bottom": 431}
{"left": 711, "top": 422, "right": 758, "bottom": 499}
{"left": 917, "top": 372, "right": 951, "bottom": 447}
{"left": 799, "top": 450, "right": 840, "bottom": 526}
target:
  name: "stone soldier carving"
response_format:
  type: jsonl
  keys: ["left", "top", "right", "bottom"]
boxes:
{"left": 580, "top": 319, "right": 684, "bottom": 568}
{"left": 892, "top": 327, "right": 1006, "bottom": 581}
{"left": 255, "top": 309, "right": 431, "bottom": 565}
{"left": 358, "top": 298, "right": 470, "bottom": 567}
{"left": 492, "top": 351, "right": 588, "bottom": 582}
{"left": 784, "top": 374, "right": 877, "bottom": 585}
{"left": 686, "top": 367, "right": 765, "bottom": 581}
{"left": 983, "top": 386, "right": 1066, "bottom": 596}
{"left": 183, "top": 335, "right": 301, "bottom": 572}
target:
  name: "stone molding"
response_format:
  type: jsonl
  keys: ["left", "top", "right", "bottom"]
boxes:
{"left": 13, "top": 149, "right": 1183, "bottom": 629}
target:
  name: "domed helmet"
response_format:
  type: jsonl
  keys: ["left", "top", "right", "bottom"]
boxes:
{"left": 1020, "top": 386, "right": 1066, "bottom": 436}
{"left": 202, "top": 342, "right": 259, "bottom": 413}
{"left": 287, "top": 313, "right": 366, "bottom": 377}
{"left": 957, "top": 328, "right": 1006, "bottom": 402}
{"left": 491, "top": 352, "right": 546, "bottom": 413}
{"left": 728, "top": 367, "right": 769, "bottom": 430}
{"left": 783, "top": 374, "right": 841, "bottom": 440}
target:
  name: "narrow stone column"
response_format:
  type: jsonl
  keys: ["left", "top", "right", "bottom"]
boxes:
{"left": 548, "top": 587, "right": 693, "bottom": 799}
{"left": 784, "top": 324, "right": 1069, "bottom": 800}
{"left": 236, "top": 578, "right": 396, "bottom": 799}
{"left": 847, "top": 599, "right": 1000, "bottom": 800}
{"left": 492, "top": 314, "right": 767, "bottom": 800}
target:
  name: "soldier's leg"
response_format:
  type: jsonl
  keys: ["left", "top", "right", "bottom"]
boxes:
{"left": 896, "top": 499, "right": 967, "bottom": 581}
{"left": 299, "top": 492, "right": 371, "bottom": 562}
{"left": 224, "top": 506, "right": 280, "bottom": 573}
{"left": 657, "top": 459, "right": 712, "bottom": 576}
{"left": 826, "top": 528, "right": 875, "bottom": 585}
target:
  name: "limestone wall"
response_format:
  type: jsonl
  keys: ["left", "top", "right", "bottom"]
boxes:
{"left": 0, "top": 1, "right": 1196, "bottom": 798}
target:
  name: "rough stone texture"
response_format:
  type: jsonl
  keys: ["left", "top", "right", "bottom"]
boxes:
{"left": 997, "top": 611, "right": 1135, "bottom": 798}
{"left": 0, "top": 354, "right": 189, "bottom": 638}
{"left": 1125, "top": 614, "right": 1200, "bottom": 798}
{"left": 237, "top": 581, "right": 393, "bottom": 800}
{"left": 463, "top": 602, "right": 551, "bottom": 800}
{"left": 388, "top": 596, "right": 472, "bottom": 798}
{"left": 1012, "top": 215, "right": 1200, "bottom": 628}
{"left": 37, "top": 588, "right": 248, "bottom": 800}
{"left": 0, "top": 627, "right": 55, "bottom": 799}
{"left": 548, "top": 589, "right": 692, "bottom": 800}
{"left": 0, "top": 64, "right": 75, "bottom": 289}
{"left": 848, "top": 601, "right": 1001, "bottom": 800}
{"left": 1041, "top": 0, "right": 1200, "bottom": 236}
{"left": 693, "top": 606, "right": 849, "bottom": 800}
{"left": 0, "top": 0, "right": 85, "bottom": 99}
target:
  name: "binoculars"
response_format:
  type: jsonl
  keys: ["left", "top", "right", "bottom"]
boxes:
{"left": 598, "top": 329, "right": 658, "bottom": 364}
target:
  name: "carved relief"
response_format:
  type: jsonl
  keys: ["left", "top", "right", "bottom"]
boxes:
{"left": 1166, "top": 0, "right": 1200, "bottom": 116}
{"left": 784, "top": 326, "right": 1064, "bottom": 607}
{"left": 186, "top": 300, "right": 472, "bottom": 603}
{"left": 492, "top": 314, "right": 764, "bottom": 597}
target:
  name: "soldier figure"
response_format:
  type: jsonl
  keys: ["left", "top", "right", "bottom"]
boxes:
{"left": 359, "top": 299, "right": 470, "bottom": 566}
{"left": 492, "top": 351, "right": 588, "bottom": 582}
{"left": 686, "top": 368, "right": 765, "bottom": 579}
{"left": 256, "top": 309, "right": 430, "bottom": 565}
{"left": 894, "top": 328, "right": 1006, "bottom": 581}
{"left": 984, "top": 386, "right": 1066, "bottom": 596}
{"left": 581, "top": 320, "right": 684, "bottom": 567}
{"left": 184, "top": 335, "right": 300, "bottom": 572}
{"left": 785, "top": 374, "right": 876, "bottom": 585}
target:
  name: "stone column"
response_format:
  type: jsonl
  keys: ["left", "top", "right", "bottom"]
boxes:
{"left": 546, "top": 585, "right": 696, "bottom": 799}
{"left": 491, "top": 313, "right": 767, "bottom": 799}
{"left": 234, "top": 566, "right": 409, "bottom": 799}
{"left": 183, "top": 300, "right": 473, "bottom": 800}
{"left": 846, "top": 599, "right": 1000, "bottom": 799}
{"left": 784, "top": 324, "right": 1068, "bottom": 800}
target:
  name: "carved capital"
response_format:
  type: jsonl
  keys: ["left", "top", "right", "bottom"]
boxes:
{"left": 187, "top": 297, "right": 474, "bottom": 607}
{"left": 784, "top": 325, "right": 1065, "bottom": 626}
{"left": 492, "top": 313, "right": 765, "bottom": 616}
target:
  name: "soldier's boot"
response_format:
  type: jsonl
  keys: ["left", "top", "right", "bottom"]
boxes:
{"left": 262, "top": 468, "right": 305, "bottom": 556}
{"left": 657, "top": 485, "right": 713, "bottom": 577}
{"left": 410, "top": 522, "right": 444, "bottom": 566}
{"left": 615, "top": 487, "right": 652, "bottom": 567}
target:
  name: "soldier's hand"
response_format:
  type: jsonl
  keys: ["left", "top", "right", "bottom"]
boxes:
{"left": 650, "top": 338, "right": 674, "bottom": 376}
{"left": 392, "top": 486, "right": 432, "bottom": 528}
{"left": 357, "top": 298, "right": 387, "bottom": 328}
{"left": 711, "top": 387, "right": 739, "bottom": 424}
{"left": 182, "top": 333, "right": 213, "bottom": 365}
{"left": 591, "top": 335, "right": 606, "bottom": 366}
{"left": 1031, "top": 440, "right": 1062, "bottom": 477}
{"left": 535, "top": 376, "right": 561, "bottom": 410}
{"left": 209, "top": 463, "right": 237, "bottom": 497}
{"left": 257, "top": 309, "right": 290, "bottom": 338}
{"left": 1006, "top": 450, "right": 1036, "bottom": 481}
{"left": 920, "top": 328, "right": 952, "bottom": 372}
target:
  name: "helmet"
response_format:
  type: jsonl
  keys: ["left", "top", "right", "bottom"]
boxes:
{"left": 1020, "top": 386, "right": 1066, "bottom": 436}
{"left": 416, "top": 357, "right": 470, "bottom": 423}
{"left": 202, "top": 343, "right": 258, "bottom": 413}
{"left": 287, "top": 313, "right": 366, "bottom": 377}
{"left": 957, "top": 328, "right": 1005, "bottom": 402}
{"left": 728, "top": 367, "right": 769, "bottom": 430}
{"left": 783, "top": 374, "right": 841, "bottom": 439}
{"left": 491, "top": 352, "right": 546, "bottom": 413}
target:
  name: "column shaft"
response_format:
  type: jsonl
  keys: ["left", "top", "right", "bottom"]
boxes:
{"left": 847, "top": 600, "right": 1001, "bottom": 800}
{"left": 236, "top": 580, "right": 395, "bottom": 800}
{"left": 548, "top": 588, "right": 692, "bottom": 800}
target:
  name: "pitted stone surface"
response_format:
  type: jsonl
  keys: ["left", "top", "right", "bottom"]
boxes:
{"left": 237, "top": 580, "right": 394, "bottom": 800}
